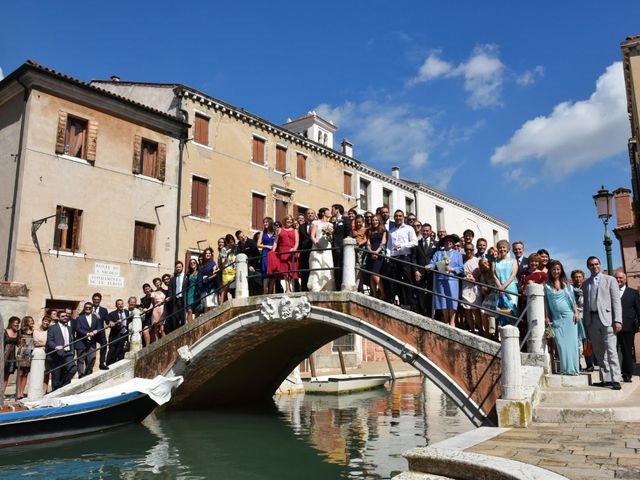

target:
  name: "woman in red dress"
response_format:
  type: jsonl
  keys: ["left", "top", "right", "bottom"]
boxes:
{"left": 273, "top": 215, "right": 299, "bottom": 293}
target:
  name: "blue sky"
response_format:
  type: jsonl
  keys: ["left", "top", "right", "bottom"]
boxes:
{"left": 2, "top": 1, "right": 637, "bottom": 272}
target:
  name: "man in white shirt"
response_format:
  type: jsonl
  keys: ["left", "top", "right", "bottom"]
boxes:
{"left": 386, "top": 210, "right": 418, "bottom": 309}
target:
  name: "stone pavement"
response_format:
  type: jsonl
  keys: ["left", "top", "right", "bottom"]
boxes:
{"left": 466, "top": 422, "right": 640, "bottom": 480}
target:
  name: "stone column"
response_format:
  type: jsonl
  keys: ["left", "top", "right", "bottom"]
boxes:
{"left": 341, "top": 237, "right": 357, "bottom": 292}
{"left": 27, "top": 348, "right": 46, "bottom": 400}
{"left": 526, "top": 282, "right": 545, "bottom": 354}
{"left": 235, "top": 253, "right": 249, "bottom": 298}
{"left": 500, "top": 325, "right": 522, "bottom": 400}
{"left": 129, "top": 309, "right": 143, "bottom": 354}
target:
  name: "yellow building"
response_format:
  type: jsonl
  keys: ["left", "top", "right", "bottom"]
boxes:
{"left": 0, "top": 61, "right": 188, "bottom": 317}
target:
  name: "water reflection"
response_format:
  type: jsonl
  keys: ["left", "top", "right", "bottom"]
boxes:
{"left": 0, "top": 377, "right": 474, "bottom": 479}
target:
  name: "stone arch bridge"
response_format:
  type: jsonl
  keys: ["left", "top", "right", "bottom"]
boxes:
{"left": 131, "top": 291, "right": 545, "bottom": 426}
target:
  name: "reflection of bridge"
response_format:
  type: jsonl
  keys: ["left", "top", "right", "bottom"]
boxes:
{"left": 131, "top": 291, "right": 544, "bottom": 426}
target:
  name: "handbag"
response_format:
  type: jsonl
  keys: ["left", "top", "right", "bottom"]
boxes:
{"left": 583, "top": 340, "right": 593, "bottom": 357}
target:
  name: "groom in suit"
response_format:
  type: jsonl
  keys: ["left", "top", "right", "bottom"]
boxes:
{"left": 297, "top": 209, "right": 315, "bottom": 292}
{"left": 46, "top": 310, "right": 77, "bottom": 390}
{"left": 614, "top": 270, "right": 640, "bottom": 382}
{"left": 331, "top": 204, "right": 352, "bottom": 290}
{"left": 412, "top": 223, "right": 438, "bottom": 315}
{"left": 582, "top": 256, "right": 623, "bottom": 390}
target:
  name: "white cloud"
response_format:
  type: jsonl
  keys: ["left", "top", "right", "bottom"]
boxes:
{"left": 491, "top": 62, "right": 627, "bottom": 178}
{"left": 409, "top": 45, "right": 505, "bottom": 109}
{"left": 431, "top": 166, "right": 458, "bottom": 190}
{"left": 516, "top": 65, "right": 544, "bottom": 86}
{"left": 315, "top": 100, "right": 434, "bottom": 173}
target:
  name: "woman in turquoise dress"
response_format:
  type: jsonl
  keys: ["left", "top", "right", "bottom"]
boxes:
{"left": 185, "top": 258, "right": 200, "bottom": 323}
{"left": 492, "top": 239, "right": 519, "bottom": 326}
{"left": 426, "top": 235, "right": 464, "bottom": 326}
{"left": 544, "top": 260, "right": 580, "bottom": 375}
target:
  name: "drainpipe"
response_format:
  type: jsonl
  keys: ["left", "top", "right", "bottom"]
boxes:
{"left": 4, "top": 78, "right": 30, "bottom": 281}
{"left": 174, "top": 106, "right": 189, "bottom": 263}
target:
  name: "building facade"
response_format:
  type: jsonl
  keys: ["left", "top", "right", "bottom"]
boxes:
{"left": 0, "top": 62, "right": 187, "bottom": 318}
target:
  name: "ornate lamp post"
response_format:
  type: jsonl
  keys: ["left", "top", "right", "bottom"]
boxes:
{"left": 31, "top": 211, "right": 69, "bottom": 299}
{"left": 593, "top": 186, "right": 614, "bottom": 275}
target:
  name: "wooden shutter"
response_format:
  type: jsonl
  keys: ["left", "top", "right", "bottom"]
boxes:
{"left": 275, "top": 200, "right": 288, "bottom": 222}
{"left": 251, "top": 194, "right": 264, "bottom": 230}
{"left": 252, "top": 137, "right": 264, "bottom": 165}
{"left": 86, "top": 120, "right": 98, "bottom": 161}
{"left": 276, "top": 146, "right": 286, "bottom": 172}
{"left": 195, "top": 114, "right": 209, "bottom": 145}
{"left": 132, "top": 134, "right": 141, "bottom": 174}
{"left": 191, "top": 177, "right": 207, "bottom": 217}
{"left": 157, "top": 143, "right": 166, "bottom": 181}
{"left": 71, "top": 210, "right": 82, "bottom": 252}
{"left": 343, "top": 172, "right": 352, "bottom": 196}
{"left": 55, "top": 111, "right": 67, "bottom": 154}
{"left": 134, "top": 222, "right": 154, "bottom": 261}
{"left": 296, "top": 153, "right": 306, "bottom": 179}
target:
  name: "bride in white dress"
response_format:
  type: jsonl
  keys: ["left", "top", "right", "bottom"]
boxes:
{"left": 307, "top": 207, "right": 336, "bottom": 292}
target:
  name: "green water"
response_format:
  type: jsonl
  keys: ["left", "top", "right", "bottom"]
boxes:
{"left": 0, "top": 377, "right": 475, "bottom": 479}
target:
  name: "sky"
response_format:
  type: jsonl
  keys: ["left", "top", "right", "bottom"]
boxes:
{"left": 2, "top": 1, "right": 638, "bottom": 273}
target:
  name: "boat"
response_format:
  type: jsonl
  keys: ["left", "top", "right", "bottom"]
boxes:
{"left": 0, "top": 375, "right": 183, "bottom": 448}
{"left": 302, "top": 373, "right": 390, "bottom": 394}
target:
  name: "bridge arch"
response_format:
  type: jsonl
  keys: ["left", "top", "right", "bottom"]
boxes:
{"left": 134, "top": 293, "right": 515, "bottom": 426}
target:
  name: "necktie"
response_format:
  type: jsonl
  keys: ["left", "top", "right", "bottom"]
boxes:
{"left": 61, "top": 324, "right": 69, "bottom": 351}
{"left": 590, "top": 277, "right": 599, "bottom": 312}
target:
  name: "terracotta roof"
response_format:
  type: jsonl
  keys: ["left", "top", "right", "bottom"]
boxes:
{"left": 0, "top": 60, "right": 187, "bottom": 126}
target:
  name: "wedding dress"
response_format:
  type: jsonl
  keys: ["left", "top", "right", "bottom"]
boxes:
{"left": 307, "top": 220, "right": 335, "bottom": 292}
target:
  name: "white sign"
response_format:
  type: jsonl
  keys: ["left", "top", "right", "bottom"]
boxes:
{"left": 89, "top": 274, "right": 125, "bottom": 289}
{"left": 94, "top": 263, "right": 120, "bottom": 277}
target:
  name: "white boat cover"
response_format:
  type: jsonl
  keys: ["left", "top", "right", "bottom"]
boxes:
{"left": 23, "top": 376, "right": 184, "bottom": 409}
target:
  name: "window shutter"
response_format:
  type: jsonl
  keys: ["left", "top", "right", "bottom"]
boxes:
{"left": 297, "top": 153, "right": 306, "bottom": 179}
{"left": 54, "top": 205, "right": 62, "bottom": 249}
{"left": 343, "top": 173, "right": 352, "bottom": 196}
{"left": 72, "top": 210, "right": 82, "bottom": 252}
{"left": 195, "top": 114, "right": 209, "bottom": 145}
{"left": 252, "top": 137, "right": 264, "bottom": 165}
{"left": 132, "top": 134, "right": 141, "bottom": 174}
{"left": 86, "top": 120, "right": 98, "bottom": 161}
{"left": 198, "top": 180, "right": 207, "bottom": 217}
{"left": 157, "top": 143, "right": 167, "bottom": 181}
{"left": 276, "top": 146, "right": 286, "bottom": 172}
{"left": 252, "top": 194, "right": 264, "bottom": 230}
{"left": 55, "top": 111, "right": 67, "bottom": 154}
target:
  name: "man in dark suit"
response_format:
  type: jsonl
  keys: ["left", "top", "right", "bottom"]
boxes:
{"left": 46, "top": 310, "right": 77, "bottom": 390}
{"left": 235, "top": 230, "right": 261, "bottom": 295}
{"left": 512, "top": 241, "right": 528, "bottom": 283}
{"left": 331, "top": 204, "right": 353, "bottom": 290}
{"left": 91, "top": 292, "right": 109, "bottom": 370}
{"left": 73, "top": 302, "right": 101, "bottom": 377}
{"left": 297, "top": 209, "right": 315, "bottom": 292}
{"left": 412, "top": 223, "right": 438, "bottom": 316}
{"left": 106, "top": 298, "right": 130, "bottom": 366}
{"left": 165, "top": 261, "right": 187, "bottom": 332}
{"left": 614, "top": 270, "right": 640, "bottom": 382}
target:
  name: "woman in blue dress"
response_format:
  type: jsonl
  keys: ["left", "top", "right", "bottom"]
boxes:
{"left": 257, "top": 217, "right": 276, "bottom": 294}
{"left": 197, "top": 247, "right": 218, "bottom": 313}
{"left": 426, "top": 235, "right": 464, "bottom": 326}
{"left": 365, "top": 214, "right": 387, "bottom": 300}
{"left": 544, "top": 260, "right": 580, "bottom": 375}
{"left": 492, "top": 239, "right": 519, "bottom": 326}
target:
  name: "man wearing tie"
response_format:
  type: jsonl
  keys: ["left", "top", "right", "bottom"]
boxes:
{"left": 106, "top": 299, "right": 130, "bottom": 366}
{"left": 73, "top": 302, "right": 101, "bottom": 378}
{"left": 614, "top": 270, "right": 640, "bottom": 382}
{"left": 412, "top": 223, "right": 438, "bottom": 315}
{"left": 46, "top": 310, "right": 77, "bottom": 390}
{"left": 91, "top": 292, "right": 109, "bottom": 370}
{"left": 512, "top": 241, "right": 528, "bottom": 283}
{"left": 581, "top": 256, "right": 623, "bottom": 390}
{"left": 297, "top": 209, "right": 315, "bottom": 292}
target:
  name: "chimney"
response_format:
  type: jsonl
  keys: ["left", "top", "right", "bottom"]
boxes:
{"left": 110, "top": 75, "right": 121, "bottom": 82}
{"left": 614, "top": 187, "right": 634, "bottom": 228}
{"left": 391, "top": 166, "right": 400, "bottom": 179}
{"left": 341, "top": 139, "right": 353, "bottom": 157}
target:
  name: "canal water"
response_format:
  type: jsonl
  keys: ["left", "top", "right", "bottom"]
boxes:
{"left": 0, "top": 377, "right": 475, "bottom": 479}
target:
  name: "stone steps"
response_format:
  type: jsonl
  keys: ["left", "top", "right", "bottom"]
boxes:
{"left": 393, "top": 473, "right": 454, "bottom": 480}
{"left": 540, "top": 378, "right": 638, "bottom": 404}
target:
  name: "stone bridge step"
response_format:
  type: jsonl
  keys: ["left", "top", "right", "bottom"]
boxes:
{"left": 543, "top": 372, "right": 595, "bottom": 388}
{"left": 539, "top": 378, "right": 639, "bottom": 404}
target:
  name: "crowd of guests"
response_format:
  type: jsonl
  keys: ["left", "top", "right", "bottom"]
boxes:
{"left": 5, "top": 204, "right": 638, "bottom": 397}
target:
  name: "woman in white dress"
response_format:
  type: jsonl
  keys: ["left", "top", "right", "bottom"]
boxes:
{"left": 307, "top": 207, "right": 335, "bottom": 292}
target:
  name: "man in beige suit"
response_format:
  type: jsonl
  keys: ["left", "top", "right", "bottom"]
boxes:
{"left": 581, "top": 256, "right": 622, "bottom": 390}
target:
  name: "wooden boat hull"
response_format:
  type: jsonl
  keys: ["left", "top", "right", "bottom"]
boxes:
{"left": 302, "top": 374, "right": 390, "bottom": 394}
{"left": 0, "top": 392, "right": 157, "bottom": 448}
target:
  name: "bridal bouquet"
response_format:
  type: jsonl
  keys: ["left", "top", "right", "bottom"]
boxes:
{"left": 321, "top": 224, "right": 334, "bottom": 242}
{"left": 436, "top": 254, "right": 450, "bottom": 273}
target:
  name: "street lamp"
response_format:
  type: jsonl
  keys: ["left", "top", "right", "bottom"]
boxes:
{"left": 31, "top": 211, "right": 69, "bottom": 299}
{"left": 593, "top": 186, "right": 614, "bottom": 275}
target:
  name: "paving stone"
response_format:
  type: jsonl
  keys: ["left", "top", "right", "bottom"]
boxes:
{"left": 538, "top": 458, "right": 568, "bottom": 467}
{"left": 618, "top": 457, "right": 640, "bottom": 467}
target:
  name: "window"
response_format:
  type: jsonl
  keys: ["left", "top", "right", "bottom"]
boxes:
{"left": 493, "top": 229, "right": 499, "bottom": 246}
{"left": 382, "top": 188, "right": 392, "bottom": 208}
{"left": 133, "top": 222, "right": 155, "bottom": 262}
{"left": 296, "top": 152, "right": 307, "bottom": 180}
{"left": 276, "top": 145, "right": 287, "bottom": 172}
{"left": 251, "top": 193, "right": 265, "bottom": 230}
{"left": 359, "top": 179, "right": 370, "bottom": 211}
{"left": 132, "top": 135, "right": 166, "bottom": 181}
{"left": 275, "top": 199, "right": 288, "bottom": 222}
{"left": 54, "top": 112, "right": 97, "bottom": 161}
{"left": 405, "top": 197, "right": 414, "bottom": 214}
{"left": 332, "top": 334, "right": 355, "bottom": 352}
{"left": 53, "top": 205, "right": 82, "bottom": 252}
{"left": 191, "top": 176, "right": 208, "bottom": 218}
{"left": 343, "top": 172, "right": 353, "bottom": 196}
{"left": 435, "top": 206, "right": 444, "bottom": 232}
{"left": 194, "top": 113, "right": 209, "bottom": 145}
{"left": 252, "top": 136, "right": 266, "bottom": 165}
{"left": 296, "top": 205, "right": 307, "bottom": 216}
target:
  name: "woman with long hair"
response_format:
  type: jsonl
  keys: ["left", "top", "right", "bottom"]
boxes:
{"left": 198, "top": 247, "right": 219, "bottom": 312}
{"left": 257, "top": 217, "right": 277, "bottom": 294}
{"left": 32, "top": 316, "right": 51, "bottom": 394}
{"left": 185, "top": 258, "right": 200, "bottom": 323}
{"left": 307, "top": 207, "right": 335, "bottom": 292}
{"left": 492, "top": 239, "right": 519, "bottom": 326}
{"left": 272, "top": 215, "right": 299, "bottom": 293}
{"left": 16, "top": 316, "right": 35, "bottom": 399}
{"left": 3, "top": 316, "right": 20, "bottom": 395}
{"left": 219, "top": 234, "right": 237, "bottom": 303}
{"left": 366, "top": 214, "right": 387, "bottom": 300}
{"left": 140, "top": 283, "right": 153, "bottom": 346}
{"left": 150, "top": 277, "right": 166, "bottom": 343}
{"left": 352, "top": 214, "right": 368, "bottom": 291}
{"left": 544, "top": 260, "right": 580, "bottom": 375}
